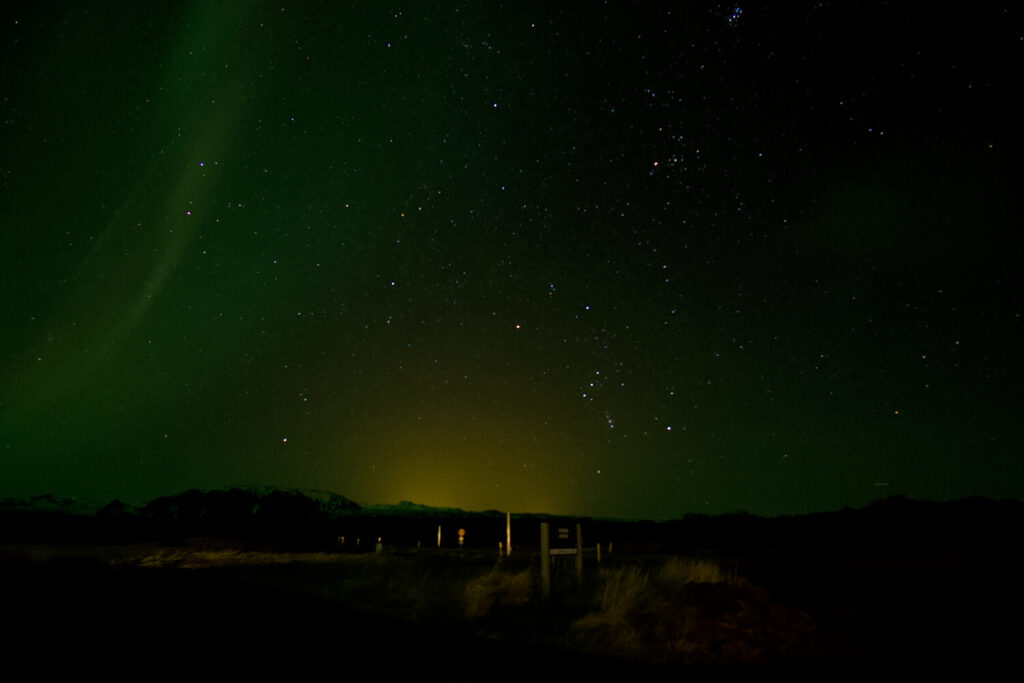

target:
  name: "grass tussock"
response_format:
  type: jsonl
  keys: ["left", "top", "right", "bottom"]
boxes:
{"left": 595, "top": 565, "right": 650, "bottom": 621}
{"left": 568, "top": 565, "right": 649, "bottom": 653}
{"left": 658, "top": 557, "right": 724, "bottom": 585}
{"left": 570, "top": 556, "right": 815, "bottom": 666}
{"left": 463, "top": 567, "right": 534, "bottom": 618}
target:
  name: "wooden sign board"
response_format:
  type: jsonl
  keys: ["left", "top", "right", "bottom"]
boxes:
{"left": 550, "top": 525, "right": 577, "bottom": 555}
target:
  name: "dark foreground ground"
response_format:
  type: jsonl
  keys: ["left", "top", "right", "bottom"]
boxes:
{"left": 1, "top": 540, "right": 1019, "bottom": 679}
{"left": 0, "top": 545, "right": 680, "bottom": 679}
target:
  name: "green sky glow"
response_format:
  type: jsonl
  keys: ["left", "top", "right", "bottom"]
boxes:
{"left": 2, "top": 1, "right": 1021, "bottom": 518}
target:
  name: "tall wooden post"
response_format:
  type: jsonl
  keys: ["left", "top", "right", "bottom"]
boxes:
{"left": 437, "top": 525, "right": 441, "bottom": 548}
{"left": 540, "top": 522, "right": 550, "bottom": 601}
{"left": 506, "top": 511, "right": 511, "bottom": 557}
{"left": 575, "top": 523, "right": 583, "bottom": 583}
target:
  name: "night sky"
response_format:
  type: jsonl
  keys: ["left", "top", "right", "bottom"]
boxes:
{"left": 2, "top": 1, "right": 1021, "bottom": 519}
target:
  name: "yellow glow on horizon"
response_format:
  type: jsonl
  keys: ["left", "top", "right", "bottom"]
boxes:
{"left": 356, "top": 410, "right": 583, "bottom": 515}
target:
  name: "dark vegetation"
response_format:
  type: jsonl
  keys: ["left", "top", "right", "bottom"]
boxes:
{"left": 2, "top": 489, "right": 1021, "bottom": 676}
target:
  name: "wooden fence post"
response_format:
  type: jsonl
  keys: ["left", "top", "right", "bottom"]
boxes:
{"left": 540, "top": 522, "right": 550, "bottom": 602}
{"left": 575, "top": 523, "right": 583, "bottom": 583}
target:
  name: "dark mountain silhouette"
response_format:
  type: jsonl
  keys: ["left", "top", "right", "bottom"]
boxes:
{"left": 140, "top": 486, "right": 361, "bottom": 522}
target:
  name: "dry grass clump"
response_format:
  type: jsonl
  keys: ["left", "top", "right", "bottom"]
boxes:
{"left": 569, "top": 565, "right": 650, "bottom": 653}
{"left": 658, "top": 557, "right": 724, "bottom": 585}
{"left": 570, "top": 556, "right": 815, "bottom": 666}
{"left": 576, "top": 558, "right": 721, "bottom": 629}
{"left": 463, "top": 567, "right": 534, "bottom": 618}
{"left": 599, "top": 565, "right": 649, "bottom": 617}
